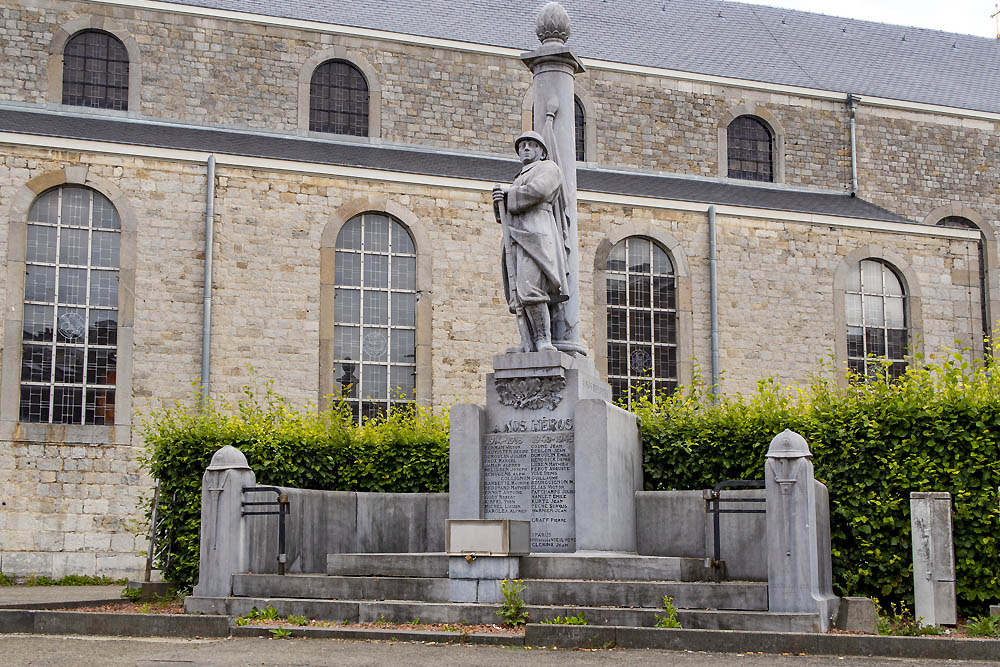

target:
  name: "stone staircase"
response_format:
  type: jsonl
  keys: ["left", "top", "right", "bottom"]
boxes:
{"left": 185, "top": 553, "right": 823, "bottom": 632}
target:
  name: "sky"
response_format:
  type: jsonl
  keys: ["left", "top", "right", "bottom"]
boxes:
{"left": 734, "top": 0, "right": 1000, "bottom": 39}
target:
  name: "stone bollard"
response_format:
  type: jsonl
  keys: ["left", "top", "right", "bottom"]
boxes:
{"left": 765, "top": 429, "right": 838, "bottom": 631}
{"left": 191, "top": 445, "right": 256, "bottom": 598}
{"left": 910, "top": 492, "right": 957, "bottom": 626}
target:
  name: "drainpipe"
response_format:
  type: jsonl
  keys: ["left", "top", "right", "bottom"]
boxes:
{"left": 201, "top": 155, "right": 216, "bottom": 406}
{"left": 847, "top": 93, "right": 859, "bottom": 197}
{"left": 708, "top": 205, "right": 720, "bottom": 397}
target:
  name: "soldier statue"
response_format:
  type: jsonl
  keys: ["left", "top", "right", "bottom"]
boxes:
{"left": 492, "top": 110, "right": 572, "bottom": 353}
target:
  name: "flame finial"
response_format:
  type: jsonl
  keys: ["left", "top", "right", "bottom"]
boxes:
{"left": 536, "top": 2, "right": 571, "bottom": 44}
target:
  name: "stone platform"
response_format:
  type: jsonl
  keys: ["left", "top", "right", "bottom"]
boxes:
{"left": 184, "top": 552, "right": 824, "bottom": 632}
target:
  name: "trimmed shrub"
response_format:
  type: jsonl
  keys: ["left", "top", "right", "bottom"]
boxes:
{"left": 141, "top": 382, "right": 448, "bottom": 590}
{"left": 635, "top": 352, "right": 1000, "bottom": 617}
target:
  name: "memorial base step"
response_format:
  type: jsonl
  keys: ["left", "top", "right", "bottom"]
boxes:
{"left": 326, "top": 552, "right": 718, "bottom": 582}
{"left": 232, "top": 573, "right": 766, "bottom": 610}
{"left": 184, "top": 596, "right": 820, "bottom": 632}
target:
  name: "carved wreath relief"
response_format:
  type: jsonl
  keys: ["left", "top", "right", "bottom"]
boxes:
{"left": 494, "top": 376, "right": 566, "bottom": 410}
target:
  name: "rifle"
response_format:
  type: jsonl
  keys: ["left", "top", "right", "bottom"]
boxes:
{"left": 494, "top": 187, "right": 518, "bottom": 313}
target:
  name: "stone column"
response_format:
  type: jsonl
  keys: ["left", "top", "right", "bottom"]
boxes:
{"left": 910, "top": 491, "right": 957, "bottom": 626}
{"left": 521, "top": 2, "right": 586, "bottom": 355}
{"left": 765, "top": 429, "right": 838, "bottom": 631}
{"left": 191, "top": 445, "right": 256, "bottom": 598}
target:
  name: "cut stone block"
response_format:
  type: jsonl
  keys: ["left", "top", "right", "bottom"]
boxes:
{"left": 445, "top": 519, "right": 530, "bottom": 555}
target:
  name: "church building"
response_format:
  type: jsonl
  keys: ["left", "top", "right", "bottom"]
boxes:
{"left": 0, "top": 0, "right": 996, "bottom": 577}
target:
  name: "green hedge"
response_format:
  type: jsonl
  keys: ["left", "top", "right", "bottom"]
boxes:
{"left": 144, "top": 355, "right": 999, "bottom": 614}
{"left": 141, "top": 384, "right": 448, "bottom": 590}
{"left": 634, "top": 353, "right": 1000, "bottom": 616}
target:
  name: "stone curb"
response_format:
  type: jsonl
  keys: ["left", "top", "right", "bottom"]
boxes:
{"left": 0, "top": 599, "right": 123, "bottom": 611}
{"left": 231, "top": 624, "right": 524, "bottom": 645}
{"left": 0, "top": 610, "right": 230, "bottom": 638}
{"left": 524, "top": 624, "right": 1000, "bottom": 661}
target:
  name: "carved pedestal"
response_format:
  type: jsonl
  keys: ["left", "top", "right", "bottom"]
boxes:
{"left": 449, "top": 351, "right": 641, "bottom": 553}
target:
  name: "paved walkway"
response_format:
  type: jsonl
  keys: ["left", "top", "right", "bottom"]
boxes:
{"left": 0, "top": 585, "right": 122, "bottom": 607}
{"left": 4, "top": 635, "right": 1000, "bottom": 667}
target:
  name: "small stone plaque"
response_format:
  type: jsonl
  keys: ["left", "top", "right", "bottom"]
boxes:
{"left": 483, "top": 431, "right": 575, "bottom": 552}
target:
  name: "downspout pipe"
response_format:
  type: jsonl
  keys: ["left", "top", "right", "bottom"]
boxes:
{"left": 200, "top": 155, "right": 216, "bottom": 407}
{"left": 848, "top": 93, "right": 858, "bottom": 197}
{"left": 708, "top": 205, "right": 720, "bottom": 397}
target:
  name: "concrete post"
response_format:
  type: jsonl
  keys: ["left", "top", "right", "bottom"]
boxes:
{"left": 910, "top": 492, "right": 957, "bottom": 626}
{"left": 521, "top": 2, "right": 586, "bottom": 355}
{"left": 448, "top": 403, "right": 486, "bottom": 520}
{"left": 191, "top": 445, "right": 256, "bottom": 598}
{"left": 765, "top": 429, "right": 838, "bottom": 631}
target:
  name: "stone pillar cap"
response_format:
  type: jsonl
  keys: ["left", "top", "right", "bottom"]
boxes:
{"left": 766, "top": 429, "right": 811, "bottom": 459}
{"left": 206, "top": 445, "right": 252, "bottom": 471}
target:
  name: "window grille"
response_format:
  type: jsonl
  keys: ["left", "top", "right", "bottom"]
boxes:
{"left": 606, "top": 237, "right": 678, "bottom": 408}
{"left": 309, "top": 60, "right": 369, "bottom": 136}
{"left": 62, "top": 31, "right": 129, "bottom": 110}
{"left": 846, "top": 259, "right": 908, "bottom": 381}
{"left": 21, "top": 186, "right": 120, "bottom": 424}
{"left": 332, "top": 213, "right": 417, "bottom": 421}
{"left": 727, "top": 115, "right": 773, "bottom": 182}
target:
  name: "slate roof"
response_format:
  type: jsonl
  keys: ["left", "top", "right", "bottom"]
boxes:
{"left": 0, "top": 108, "right": 910, "bottom": 223}
{"left": 156, "top": 0, "right": 1000, "bottom": 114}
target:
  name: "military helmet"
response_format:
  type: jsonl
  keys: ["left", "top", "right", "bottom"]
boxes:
{"left": 514, "top": 130, "right": 549, "bottom": 157}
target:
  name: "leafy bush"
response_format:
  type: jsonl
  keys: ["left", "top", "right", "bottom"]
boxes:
{"left": 654, "top": 596, "right": 682, "bottom": 629}
{"left": 541, "top": 611, "right": 587, "bottom": 625}
{"left": 496, "top": 578, "right": 529, "bottom": 626}
{"left": 635, "top": 351, "right": 1000, "bottom": 617}
{"left": 964, "top": 614, "right": 1000, "bottom": 637}
{"left": 141, "top": 381, "right": 449, "bottom": 590}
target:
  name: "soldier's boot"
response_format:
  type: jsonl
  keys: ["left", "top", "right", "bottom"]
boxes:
{"left": 507, "top": 307, "right": 533, "bottom": 354}
{"left": 526, "top": 304, "right": 557, "bottom": 352}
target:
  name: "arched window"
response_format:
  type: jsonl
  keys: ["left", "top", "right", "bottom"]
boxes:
{"left": 727, "top": 115, "right": 773, "bottom": 182}
{"left": 332, "top": 213, "right": 416, "bottom": 421}
{"left": 845, "top": 259, "right": 908, "bottom": 381}
{"left": 62, "top": 30, "right": 129, "bottom": 110}
{"left": 21, "top": 186, "right": 120, "bottom": 423}
{"left": 574, "top": 96, "right": 586, "bottom": 162}
{"left": 937, "top": 216, "right": 988, "bottom": 341}
{"left": 606, "top": 237, "right": 677, "bottom": 407}
{"left": 309, "top": 60, "right": 369, "bottom": 136}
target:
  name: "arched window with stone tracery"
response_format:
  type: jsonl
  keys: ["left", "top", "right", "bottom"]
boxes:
{"left": 21, "top": 186, "right": 120, "bottom": 424}
{"left": 309, "top": 60, "right": 369, "bottom": 136}
{"left": 845, "top": 259, "right": 909, "bottom": 381}
{"left": 331, "top": 212, "right": 417, "bottom": 421}
{"left": 605, "top": 237, "right": 678, "bottom": 407}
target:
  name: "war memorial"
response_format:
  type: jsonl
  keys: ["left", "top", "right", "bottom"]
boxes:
{"left": 185, "top": 4, "right": 850, "bottom": 634}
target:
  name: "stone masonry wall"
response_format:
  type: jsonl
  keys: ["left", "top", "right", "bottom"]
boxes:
{"left": 0, "top": 141, "right": 981, "bottom": 576}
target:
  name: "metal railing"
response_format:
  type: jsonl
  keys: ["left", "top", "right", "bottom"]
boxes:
{"left": 143, "top": 483, "right": 175, "bottom": 582}
{"left": 242, "top": 486, "right": 290, "bottom": 575}
{"left": 705, "top": 479, "right": 765, "bottom": 568}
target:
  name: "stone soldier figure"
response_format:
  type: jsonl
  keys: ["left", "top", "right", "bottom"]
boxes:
{"left": 493, "top": 126, "right": 571, "bottom": 353}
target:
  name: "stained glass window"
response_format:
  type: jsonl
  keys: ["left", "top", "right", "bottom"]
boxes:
{"left": 309, "top": 60, "right": 369, "bottom": 136}
{"left": 333, "top": 213, "right": 416, "bottom": 421}
{"left": 727, "top": 115, "right": 773, "bottom": 182}
{"left": 606, "top": 237, "right": 677, "bottom": 408}
{"left": 21, "top": 186, "right": 120, "bottom": 424}
{"left": 62, "top": 31, "right": 129, "bottom": 111}
{"left": 846, "top": 259, "right": 908, "bottom": 381}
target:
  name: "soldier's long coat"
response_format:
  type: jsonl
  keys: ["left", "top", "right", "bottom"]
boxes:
{"left": 502, "top": 159, "right": 571, "bottom": 309}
